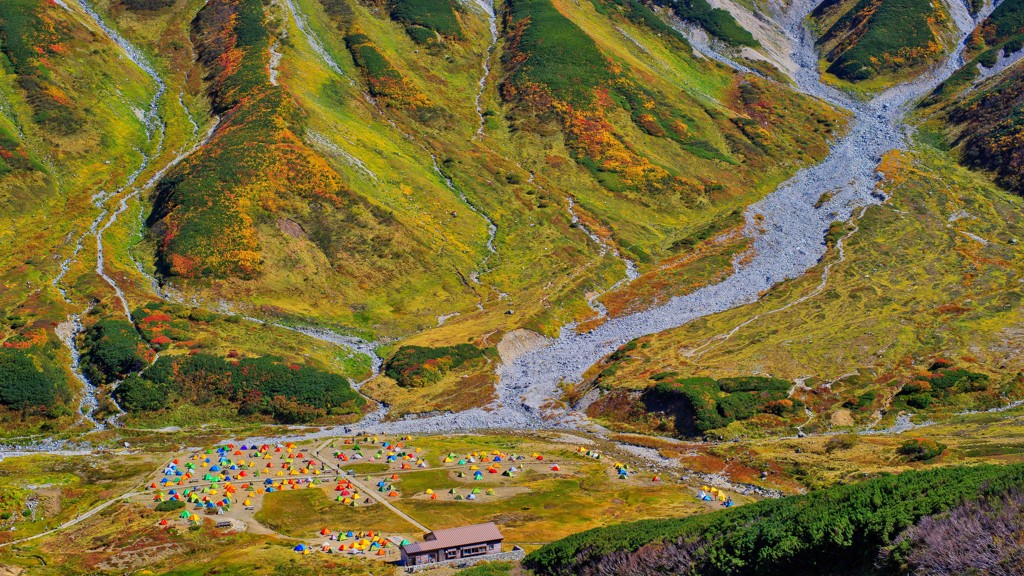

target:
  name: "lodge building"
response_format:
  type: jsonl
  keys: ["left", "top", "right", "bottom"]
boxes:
{"left": 399, "top": 522, "right": 504, "bottom": 566}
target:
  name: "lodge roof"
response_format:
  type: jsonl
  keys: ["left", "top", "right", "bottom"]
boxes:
{"left": 402, "top": 522, "right": 503, "bottom": 554}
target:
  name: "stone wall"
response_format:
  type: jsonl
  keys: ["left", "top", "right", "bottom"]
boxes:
{"left": 404, "top": 547, "right": 525, "bottom": 572}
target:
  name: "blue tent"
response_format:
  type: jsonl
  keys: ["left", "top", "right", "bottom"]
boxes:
{"left": 264, "top": 479, "right": 274, "bottom": 485}
{"left": 294, "top": 544, "right": 306, "bottom": 552}
{"left": 210, "top": 465, "right": 221, "bottom": 472}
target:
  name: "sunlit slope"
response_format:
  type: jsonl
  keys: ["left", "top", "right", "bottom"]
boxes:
{"left": 918, "top": 0, "right": 1024, "bottom": 197}
{"left": 582, "top": 145, "right": 1024, "bottom": 438}
{"left": 130, "top": 0, "right": 842, "bottom": 343}
{"left": 0, "top": 0, "right": 176, "bottom": 431}
{"left": 809, "top": 0, "right": 956, "bottom": 91}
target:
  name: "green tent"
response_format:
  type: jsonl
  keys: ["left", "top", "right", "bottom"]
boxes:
{"left": 454, "top": 495, "right": 463, "bottom": 500}
{"left": 471, "top": 488, "right": 481, "bottom": 494}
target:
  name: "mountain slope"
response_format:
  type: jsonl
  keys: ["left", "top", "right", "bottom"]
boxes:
{"left": 810, "top": 0, "right": 955, "bottom": 89}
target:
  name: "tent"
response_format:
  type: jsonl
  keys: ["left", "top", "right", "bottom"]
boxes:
{"left": 294, "top": 544, "right": 306, "bottom": 552}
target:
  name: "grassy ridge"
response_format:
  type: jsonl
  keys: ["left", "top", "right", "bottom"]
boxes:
{"left": 650, "top": 0, "right": 757, "bottom": 47}
{"left": 943, "top": 65, "right": 1024, "bottom": 194}
{"left": 923, "top": 0, "right": 1024, "bottom": 104}
{"left": 150, "top": 0, "right": 416, "bottom": 282}
{"left": 390, "top": 0, "right": 464, "bottom": 40}
{"left": 526, "top": 463, "right": 1024, "bottom": 575}
{"left": 503, "top": 0, "right": 614, "bottom": 107}
{"left": 344, "top": 31, "right": 430, "bottom": 107}
{"left": 814, "top": 0, "right": 949, "bottom": 84}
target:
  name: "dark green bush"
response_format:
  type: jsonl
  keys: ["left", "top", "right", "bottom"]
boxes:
{"left": 390, "top": 0, "right": 463, "bottom": 39}
{"left": 384, "top": 344, "right": 483, "bottom": 388}
{"left": 526, "top": 463, "right": 1024, "bottom": 575}
{"left": 0, "top": 348, "right": 69, "bottom": 413}
{"left": 405, "top": 24, "right": 436, "bottom": 44}
{"left": 115, "top": 353, "right": 364, "bottom": 422}
{"left": 155, "top": 499, "right": 186, "bottom": 512}
{"left": 121, "top": 0, "right": 176, "bottom": 10}
{"left": 649, "top": 0, "right": 757, "bottom": 47}
{"left": 80, "top": 319, "right": 147, "bottom": 385}
{"left": 646, "top": 375, "right": 793, "bottom": 434}
{"left": 898, "top": 438, "right": 946, "bottom": 461}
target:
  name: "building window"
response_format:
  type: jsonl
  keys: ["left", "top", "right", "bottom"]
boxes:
{"left": 461, "top": 545, "right": 488, "bottom": 557}
{"left": 445, "top": 549, "right": 458, "bottom": 560}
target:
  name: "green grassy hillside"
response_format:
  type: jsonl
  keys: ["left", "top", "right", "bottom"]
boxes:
{"left": 578, "top": 144, "right": 1024, "bottom": 439}
{"left": 810, "top": 0, "right": 954, "bottom": 90}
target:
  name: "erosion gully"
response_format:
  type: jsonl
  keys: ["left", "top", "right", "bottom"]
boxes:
{"left": 8, "top": 0, "right": 1002, "bottom": 465}
{"left": 334, "top": 0, "right": 995, "bottom": 436}
{"left": 49, "top": 0, "right": 168, "bottom": 432}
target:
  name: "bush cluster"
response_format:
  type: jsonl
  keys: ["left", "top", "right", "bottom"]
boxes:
{"left": 651, "top": 0, "right": 757, "bottom": 47}
{"left": 0, "top": 347, "right": 69, "bottom": 414}
{"left": 644, "top": 375, "right": 796, "bottom": 434}
{"left": 526, "top": 463, "right": 1024, "bottom": 575}
{"left": 115, "top": 353, "right": 364, "bottom": 423}
{"left": 819, "top": 0, "right": 941, "bottom": 81}
{"left": 80, "top": 319, "right": 147, "bottom": 385}
{"left": 389, "top": 0, "right": 463, "bottom": 40}
{"left": 384, "top": 344, "right": 484, "bottom": 388}
{"left": 897, "top": 437, "right": 946, "bottom": 461}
